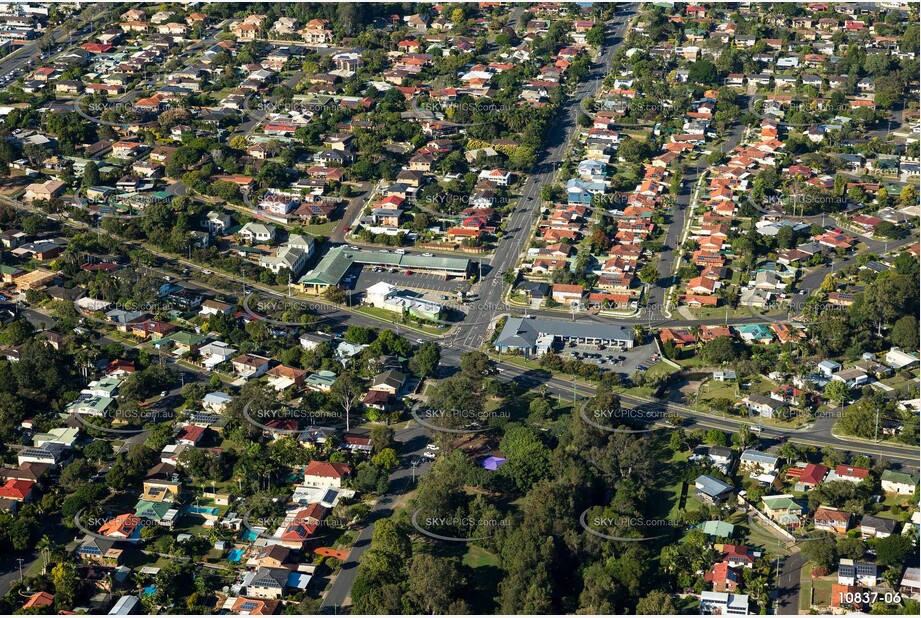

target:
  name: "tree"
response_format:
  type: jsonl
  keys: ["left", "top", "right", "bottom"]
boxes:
{"left": 802, "top": 534, "right": 838, "bottom": 570}
{"left": 824, "top": 380, "right": 850, "bottom": 405}
{"left": 688, "top": 59, "right": 719, "bottom": 85}
{"left": 528, "top": 396, "right": 554, "bottom": 421}
{"left": 83, "top": 440, "right": 113, "bottom": 461}
{"left": 875, "top": 533, "right": 912, "bottom": 566}
{"left": 344, "top": 325, "right": 375, "bottom": 344}
{"left": 776, "top": 225, "right": 795, "bottom": 249}
{"left": 702, "top": 337, "right": 737, "bottom": 364}
{"left": 369, "top": 425, "right": 395, "bottom": 453}
{"left": 498, "top": 426, "right": 550, "bottom": 492}
{"left": 459, "top": 350, "right": 492, "bottom": 380}
{"left": 330, "top": 372, "right": 364, "bottom": 432}
{"left": 60, "top": 459, "right": 93, "bottom": 492}
{"left": 83, "top": 160, "right": 100, "bottom": 187}
{"left": 406, "top": 554, "right": 468, "bottom": 614}
{"left": 408, "top": 341, "right": 440, "bottom": 378}
{"left": 370, "top": 448, "right": 399, "bottom": 471}
{"left": 836, "top": 536, "right": 866, "bottom": 561}
{"left": 51, "top": 562, "right": 82, "bottom": 609}
{"left": 639, "top": 263, "right": 659, "bottom": 284}
{"left": 891, "top": 315, "right": 919, "bottom": 350}
{"left": 586, "top": 24, "right": 605, "bottom": 47}
{"left": 636, "top": 590, "right": 677, "bottom": 615}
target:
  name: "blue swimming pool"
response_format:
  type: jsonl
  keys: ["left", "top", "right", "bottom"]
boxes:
{"left": 240, "top": 530, "right": 258, "bottom": 542}
{"left": 188, "top": 505, "right": 220, "bottom": 516}
{"left": 227, "top": 548, "right": 244, "bottom": 562}
{"left": 142, "top": 585, "right": 156, "bottom": 597}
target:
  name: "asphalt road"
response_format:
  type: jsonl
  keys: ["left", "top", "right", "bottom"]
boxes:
{"left": 775, "top": 549, "right": 806, "bottom": 615}
{"left": 456, "top": 12, "right": 635, "bottom": 351}
{"left": 647, "top": 107, "right": 751, "bottom": 316}
{"left": 318, "top": 422, "right": 431, "bottom": 613}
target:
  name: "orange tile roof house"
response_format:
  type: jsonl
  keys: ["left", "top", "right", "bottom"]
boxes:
{"left": 23, "top": 180, "right": 66, "bottom": 202}
{"left": 551, "top": 284, "right": 583, "bottom": 304}
{"left": 659, "top": 328, "right": 696, "bottom": 348}
{"left": 22, "top": 592, "right": 54, "bottom": 610}
{"left": 705, "top": 561, "right": 741, "bottom": 592}
{"left": 279, "top": 502, "right": 327, "bottom": 548}
{"left": 814, "top": 506, "right": 852, "bottom": 534}
{"left": 0, "top": 478, "right": 34, "bottom": 501}
{"left": 98, "top": 513, "right": 142, "bottom": 538}
{"left": 302, "top": 460, "right": 352, "bottom": 488}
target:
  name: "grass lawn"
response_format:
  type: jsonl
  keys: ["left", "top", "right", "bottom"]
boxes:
{"left": 672, "top": 353, "right": 711, "bottom": 369}
{"left": 463, "top": 545, "right": 500, "bottom": 569}
{"left": 646, "top": 360, "right": 679, "bottom": 382}
{"left": 880, "top": 368, "right": 919, "bottom": 393}
{"left": 699, "top": 380, "right": 740, "bottom": 407}
{"left": 353, "top": 306, "right": 446, "bottom": 335}
{"left": 799, "top": 579, "right": 813, "bottom": 612}
{"left": 874, "top": 493, "right": 916, "bottom": 519}
{"left": 811, "top": 575, "right": 835, "bottom": 608}
{"left": 741, "top": 518, "right": 793, "bottom": 558}
{"left": 662, "top": 451, "right": 691, "bottom": 520}
{"left": 687, "top": 305, "right": 768, "bottom": 320}
{"left": 295, "top": 220, "right": 338, "bottom": 238}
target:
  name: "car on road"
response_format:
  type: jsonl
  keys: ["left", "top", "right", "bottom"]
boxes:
{"left": 201, "top": 269, "right": 213, "bottom": 275}
{"left": 636, "top": 365, "right": 647, "bottom": 371}
{"left": 405, "top": 270, "right": 412, "bottom": 275}
{"left": 344, "top": 226, "right": 350, "bottom": 233}
{"left": 422, "top": 253, "right": 433, "bottom": 257}
{"left": 160, "top": 391, "right": 168, "bottom": 397}
{"left": 416, "top": 338, "right": 424, "bottom": 344}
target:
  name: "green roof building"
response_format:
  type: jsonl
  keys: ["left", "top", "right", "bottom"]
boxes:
{"left": 700, "top": 520, "right": 735, "bottom": 537}
{"left": 297, "top": 245, "right": 470, "bottom": 295}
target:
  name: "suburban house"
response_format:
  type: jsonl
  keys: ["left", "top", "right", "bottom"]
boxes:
{"left": 302, "top": 460, "right": 352, "bottom": 489}
{"left": 814, "top": 506, "right": 852, "bottom": 534}
{"left": 231, "top": 353, "right": 271, "bottom": 379}
{"left": 695, "top": 474, "right": 735, "bottom": 505}
{"left": 739, "top": 450, "right": 779, "bottom": 474}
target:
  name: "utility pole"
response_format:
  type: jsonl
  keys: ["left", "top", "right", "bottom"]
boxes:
{"left": 17, "top": 558, "right": 24, "bottom": 582}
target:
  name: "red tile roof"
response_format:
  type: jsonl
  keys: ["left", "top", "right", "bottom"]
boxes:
{"left": 304, "top": 461, "right": 352, "bottom": 479}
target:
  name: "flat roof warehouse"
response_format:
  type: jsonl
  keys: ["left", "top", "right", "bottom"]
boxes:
{"left": 296, "top": 245, "right": 471, "bottom": 294}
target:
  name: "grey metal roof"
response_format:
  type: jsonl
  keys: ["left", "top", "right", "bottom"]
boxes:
{"left": 495, "top": 317, "right": 632, "bottom": 349}
{"left": 298, "top": 245, "right": 470, "bottom": 286}
{"left": 740, "top": 449, "right": 779, "bottom": 465}
{"left": 695, "top": 474, "right": 734, "bottom": 497}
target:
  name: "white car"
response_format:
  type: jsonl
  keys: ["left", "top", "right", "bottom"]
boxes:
{"left": 422, "top": 451, "right": 436, "bottom": 460}
{"left": 426, "top": 444, "right": 440, "bottom": 451}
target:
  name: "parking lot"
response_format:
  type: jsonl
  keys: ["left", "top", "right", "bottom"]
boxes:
{"left": 351, "top": 267, "right": 470, "bottom": 295}
{"left": 559, "top": 340, "right": 658, "bottom": 375}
